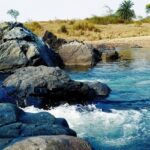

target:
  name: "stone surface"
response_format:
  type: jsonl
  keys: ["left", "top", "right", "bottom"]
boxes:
{"left": 43, "top": 30, "right": 67, "bottom": 50}
{"left": 3, "top": 66, "right": 106, "bottom": 107}
{"left": 5, "top": 135, "right": 92, "bottom": 150}
{"left": 0, "top": 103, "right": 76, "bottom": 149}
{"left": 0, "top": 22, "right": 62, "bottom": 72}
{"left": 0, "top": 103, "right": 20, "bottom": 126}
{"left": 86, "top": 82, "right": 111, "bottom": 98}
{"left": 58, "top": 41, "right": 100, "bottom": 67}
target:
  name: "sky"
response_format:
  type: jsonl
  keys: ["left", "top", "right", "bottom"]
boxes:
{"left": 0, "top": 0, "right": 149, "bottom": 22}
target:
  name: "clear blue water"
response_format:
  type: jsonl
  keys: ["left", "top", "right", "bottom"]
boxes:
{"left": 19, "top": 48, "right": 150, "bottom": 150}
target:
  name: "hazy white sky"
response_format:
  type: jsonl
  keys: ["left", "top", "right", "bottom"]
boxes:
{"left": 0, "top": 0, "right": 149, "bottom": 22}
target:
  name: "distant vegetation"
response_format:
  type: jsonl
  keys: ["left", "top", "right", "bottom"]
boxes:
{"left": 23, "top": 0, "right": 150, "bottom": 41}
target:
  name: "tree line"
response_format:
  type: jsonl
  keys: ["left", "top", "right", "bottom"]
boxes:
{"left": 6, "top": 0, "right": 150, "bottom": 22}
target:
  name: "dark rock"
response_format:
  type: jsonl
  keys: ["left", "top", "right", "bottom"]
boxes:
{"left": 0, "top": 22, "right": 63, "bottom": 72}
{"left": 43, "top": 30, "right": 67, "bottom": 50}
{"left": 86, "top": 82, "right": 111, "bottom": 97}
{"left": 2, "top": 66, "right": 108, "bottom": 107}
{"left": 5, "top": 135, "right": 92, "bottom": 150}
{"left": 58, "top": 41, "right": 100, "bottom": 68}
{"left": 19, "top": 112, "right": 55, "bottom": 125}
{"left": 0, "top": 103, "right": 21, "bottom": 126}
{"left": 54, "top": 118, "right": 69, "bottom": 128}
{"left": 0, "top": 123, "right": 22, "bottom": 138}
{"left": 0, "top": 103, "right": 77, "bottom": 149}
{"left": 0, "top": 138, "right": 13, "bottom": 150}
{"left": 101, "top": 50, "right": 119, "bottom": 62}
{"left": 20, "top": 124, "right": 76, "bottom": 137}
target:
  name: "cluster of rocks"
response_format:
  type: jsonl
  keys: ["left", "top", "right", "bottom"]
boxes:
{"left": 0, "top": 22, "right": 63, "bottom": 72}
{"left": 0, "top": 22, "right": 113, "bottom": 149}
{"left": 43, "top": 31, "right": 119, "bottom": 69}
{"left": 1, "top": 66, "right": 111, "bottom": 108}
{"left": 0, "top": 103, "right": 91, "bottom": 149}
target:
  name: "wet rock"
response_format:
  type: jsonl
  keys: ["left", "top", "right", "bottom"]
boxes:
{"left": 5, "top": 135, "right": 92, "bottom": 150}
{"left": 0, "top": 103, "right": 76, "bottom": 149}
{"left": 86, "top": 82, "right": 111, "bottom": 97}
{"left": 0, "top": 103, "right": 20, "bottom": 126}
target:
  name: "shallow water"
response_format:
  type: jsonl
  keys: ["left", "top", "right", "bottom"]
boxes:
{"left": 16, "top": 48, "right": 150, "bottom": 149}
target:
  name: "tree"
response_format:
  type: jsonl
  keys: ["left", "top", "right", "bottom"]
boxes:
{"left": 116, "top": 0, "right": 135, "bottom": 22}
{"left": 104, "top": 5, "right": 114, "bottom": 16}
{"left": 146, "top": 4, "right": 150, "bottom": 15}
{"left": 7, "top": 9, "right": 20, "bottom": 22}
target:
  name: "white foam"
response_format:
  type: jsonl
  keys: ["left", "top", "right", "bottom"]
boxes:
{"left": 23, "top": 104, "right": 147, "bottom": 148}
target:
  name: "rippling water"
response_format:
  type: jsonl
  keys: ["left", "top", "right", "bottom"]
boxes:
{"left": 14, "top": 48, "right": 150, "bottom": 149}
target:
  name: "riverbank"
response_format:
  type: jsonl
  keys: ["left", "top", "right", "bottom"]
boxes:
{"left": 25, "top": 21, "right": 150, "bottom": 41}
{"left": 87, "top": 36, "right": 150, "bottom": 49}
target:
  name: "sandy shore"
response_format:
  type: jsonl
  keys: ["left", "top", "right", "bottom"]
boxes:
{"left": 87, "top": 36, "right": 150, "bottom": 48}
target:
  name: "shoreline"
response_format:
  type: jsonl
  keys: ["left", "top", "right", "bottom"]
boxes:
{"left": 86, "top": 36, "right": 150, "bottom": 48}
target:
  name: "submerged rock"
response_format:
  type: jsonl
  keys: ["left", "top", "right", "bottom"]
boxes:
{"left": 5, "top": 135, "right": 92, "bottom": 150}
{"left": 58, "top": 41, "right": 100, "bottom": 68}
{"left": 0, "top": 103, "right": 76, "bottom": 149}
{"left": 2, "top": 66, "right": 110, "bottom": 108}
{"left": 0, "top": 22, "right": 62, "bottom": 72}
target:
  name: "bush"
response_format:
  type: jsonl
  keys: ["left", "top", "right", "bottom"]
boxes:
{"left": 58, "top": 24, "right": 68, "bottom": 34}
{"left": 86, "top": 15, "right": 125, "bottom": 25}
{"left": 72, "top": 21, "right": 98, "bottom": 31}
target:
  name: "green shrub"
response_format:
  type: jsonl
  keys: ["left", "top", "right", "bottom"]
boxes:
{"left": 86, "top": 15, "right": 125, "bottom": 25}
{"left": 72, "top": 21, "right": 98, "bottom": 31}
{"left": 58, "top": 24, "right": 68, "bottom": 34}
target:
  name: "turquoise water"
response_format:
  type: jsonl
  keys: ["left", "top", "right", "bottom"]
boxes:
{"left": 24, "top": 48, "right": 150, "bottom": 150}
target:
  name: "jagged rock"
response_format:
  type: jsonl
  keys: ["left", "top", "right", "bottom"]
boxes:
{"left": 0, "top": 103, "right": 76, "bottom": 149}
{"left": 5, "top": 135, "right": 92, "bottom": 150}
{"left": 43, "top": 30, "right": 67, "bottom": 50}
{"left": 0, "top": 22, "right": 63, "bottom": 72}
{"left": 2, "top": 66, "right": 110, "bottom": 108}
{"left": 58, "top": 41, "right": 100, "bottom": 68}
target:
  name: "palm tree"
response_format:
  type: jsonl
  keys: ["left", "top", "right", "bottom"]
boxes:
{"left": 116, "top": 0, "right": 135, "bottom": 22}
{"left": 146, "top": 4, "right": 150, "bottom": 15}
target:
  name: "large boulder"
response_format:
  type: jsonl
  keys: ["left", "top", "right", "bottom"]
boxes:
{"left": 2, "top": 66, "right": 110, "bottom": 108}
{"left": 0, "top": 103, "right": 76, "bottom": 149}
{"left": 0, "top": 22, "right": 63, "bottom": 72}
{"left": 5, "top": 135, "right": 92, "bottom": 150}
{"left": 58, "top": 41, "right": 100, "bottom": 68}
{"left": 43, "top": 30, "right": 67, "bottom": 50}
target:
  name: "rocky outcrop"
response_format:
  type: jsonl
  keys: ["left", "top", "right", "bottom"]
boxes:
{"left": 58, "top": 41, "right": 100, "bottom": 68}
{"left": 5, "top": 135, "right": 91, "bottom": 150}
{"left": 0, "top": 103, "right": 76, "bottom": 149}
{"left": 2, "top": 66, "right": 110, "bottom": 108}
{"left": 0, "top": 22, "right": 63, "bottom": 72}
{"left": 43, "top": 30, "right": 67, "bottom": 50}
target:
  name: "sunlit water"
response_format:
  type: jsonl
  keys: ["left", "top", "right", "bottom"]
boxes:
{"left": 2, "top": 48, "right": 150, "bottom": 150}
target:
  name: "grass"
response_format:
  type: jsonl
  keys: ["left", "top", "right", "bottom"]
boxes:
{"left": 24, "top": 16, "right": 150, "bottom": 41}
